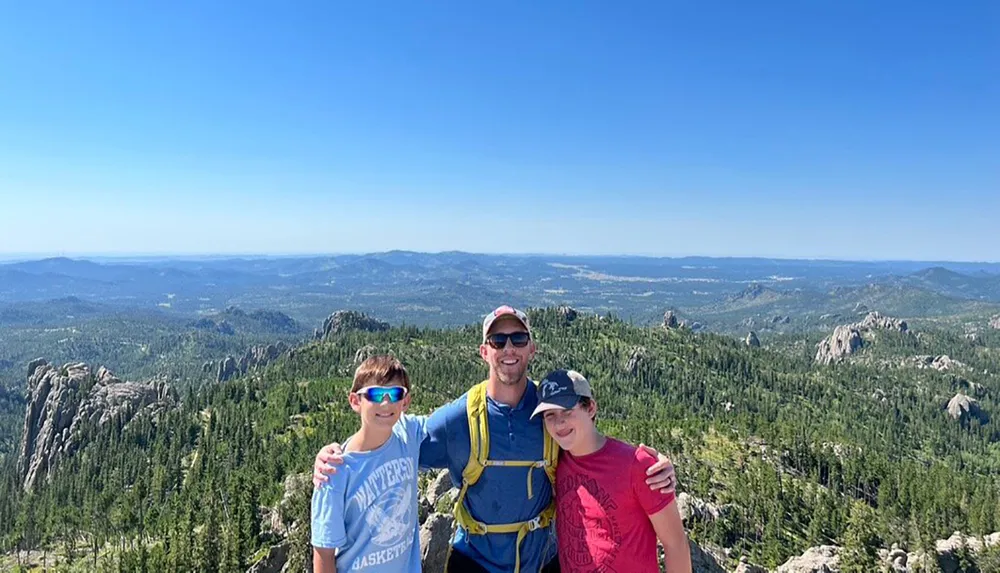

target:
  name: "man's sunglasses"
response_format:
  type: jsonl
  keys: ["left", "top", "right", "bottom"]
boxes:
{"left": 354, "top": 386, "right": 408, "bottom": 403}
{"left": 486, "top": 331, "right": 531, "bottom": 349}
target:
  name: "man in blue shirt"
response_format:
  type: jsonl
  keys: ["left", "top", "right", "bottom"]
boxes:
{"left": 314, "top": 305, "right": 676, "bottom": 573}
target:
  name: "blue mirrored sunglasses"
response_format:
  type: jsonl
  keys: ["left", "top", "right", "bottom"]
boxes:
{"left": 355, "top": 386, "right": 408, "bottom": 403}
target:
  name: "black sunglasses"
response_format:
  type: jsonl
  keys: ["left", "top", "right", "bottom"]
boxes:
{"left": 486, "top": 331, "right": 531, "bottom": 349}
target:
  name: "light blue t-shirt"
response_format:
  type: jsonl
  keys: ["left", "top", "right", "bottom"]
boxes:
{"left": 311, "top": 414, "right": 427, "bottom": 572}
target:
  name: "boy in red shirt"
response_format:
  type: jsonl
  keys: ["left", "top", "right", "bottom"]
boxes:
{"left": 531, "top": 369, "right": 692, "bottom": 572}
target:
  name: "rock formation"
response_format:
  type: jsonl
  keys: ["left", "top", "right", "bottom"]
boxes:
{"left": 746, "top": 331, "right": 761, "bottom": 348}
{"left": 815, "top": 312, "right": 908, "bottom": 365}
{"left": 624, "top": 346, "right": 648, "bottom": 376}
{"left": 557, "top": 305, "right": 578, "bottom": 322}
{"left": 17, "top": 360, "right": 176, "bottom": 491}
{"left": 991, "top": 315, "right": 1000, "bottom": 329}
{"left": 946, "top": 393, "right": 989, "bottom": 425}
{"left": 217, "top": 342, "right": 289, "bottom": 382}
{"left": 914, "top": 355, "right": 965, "bottom": 371}
{"left": 316, "top": 310, "right": 390, "bottom": 340}
{"left": 663, "top": 310, "right": 679, "bottom": 329}
{"left": 775, "top": 545, "right": 840, "bottom": 572}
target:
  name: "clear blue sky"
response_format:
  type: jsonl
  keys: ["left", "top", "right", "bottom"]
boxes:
{"left": 0, "top": 1, "right": 996, "bottom": 261}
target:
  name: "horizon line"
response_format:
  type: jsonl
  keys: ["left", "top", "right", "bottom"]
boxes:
{"left": 2, "top": 250, "right": 1000, "bottom": 266}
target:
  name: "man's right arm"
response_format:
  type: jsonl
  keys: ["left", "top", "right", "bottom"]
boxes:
{"left": 417, "top": 403, "right": 454, "bottom": 470}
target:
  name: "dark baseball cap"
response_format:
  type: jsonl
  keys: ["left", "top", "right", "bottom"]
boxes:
{"left": 530, "top": 369, "right": 593, "bottom": 419}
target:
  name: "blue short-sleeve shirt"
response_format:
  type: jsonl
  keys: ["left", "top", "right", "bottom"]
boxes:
{"left": 419, "top": 381, "right": 558, "bottom": 573}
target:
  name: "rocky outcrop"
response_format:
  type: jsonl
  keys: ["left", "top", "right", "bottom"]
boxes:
{"left": 815, "top": 312, "right": 908, "bottom": 365}
{"left": 354, "top": 344, "right": 378, "bottom": 365}
{"left": 625, "top": 346, "right": 648, "bottom": 375}
{"left": 17, "top": 360, "right": 176, "bottom": 491}
{"left": 557, "top": 305, "right": 578, "bottom": 322}
{"left": 990, "top": 316, "right": 1000, "bottom": 329}
{"left": 420, "top": 513, "right": 454, "bottom": 572}
{"left": 316, "top": 310, "right": 390, "bottom": 340}
{"left": 663, "top": 310, "right": 679, "bottom": 329}
{"left": 217, "top": 356, "right": 237, "bottom": 382}
{"left": 913, "top": 355, "right": 965, "bottom": 371}
{"left": 775, "top": 545, "right": 840, "bottom": 572}
{"left": 734, "top": 556, "right": 766, "bottom": 573}
{"left": 777, "top": 532, "right": 1000, "bottom": 573}
{"left": 857, "top": 311, "right": 908, "bottom": 333}
{"left": 815, "top": 325, "right": 863, "bottom": 365}
{"left": 677, "top": 492, "right": 729, "bottom": 525}
{"left": 946, "top": 393, "right": 988, "bottom": 425}
{"left": 247, "top": 543, "right": 287, "bottom": 573}
{"left": 217, "top": 342, "right": 289, "bottom": 382}
{"left": 746, "top": 331, "right": 761, "bottom": 348}
{"left": 688, "top": 540, "right": 727, "bottom": 573}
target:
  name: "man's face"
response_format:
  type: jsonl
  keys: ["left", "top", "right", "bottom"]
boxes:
{"left": 479, "top": 316, "right": 535, "bottom": 386}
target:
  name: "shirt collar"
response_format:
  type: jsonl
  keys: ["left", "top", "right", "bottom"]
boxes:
{"left": 486, "top": 379, "right": 539, "bottom": 413}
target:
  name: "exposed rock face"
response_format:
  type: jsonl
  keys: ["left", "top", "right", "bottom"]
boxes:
{"left": 946, "top": 393, "right": 988, "bottom": 425}
{"left": 625, "top": 346, "right": 648, "bottom": 375}
{"left": 858, "top": 311, "right": 908, "bottom": 333}
{"left": 247, "top": 543, "right": 288, "bottom": 573}
{"left": 687, "top": 540, "right": 727, "bottom": 573}
{"left": 557, "top": 305, "right": 578, "bottom": 322}
{"left": 354, "top": 344, "right": 378, "bottom": 365}
{"left": 663, "top": 310, "right": 679, "bottom": 329}
{"left": 217, "top": 356, "right": 237, "bottom": 382}
{"left": 419, "top": 512, "right": 454, "bottom": 573}
{"left": 746, "top": 331, "right": 761, "bottom": 348}
{"left": 775, "top": 545, "right": 840, "bottom": 572}
{"left": 17, "top": 360, "right": 176, "bottom": 491}
{"left": 991, "top": 316, "right": 1000, "bottom": 329}
{"left": 815, "top": 312, "right": 908, "bottom": 365}
{"left": 677, "top": 492, "right": 729, "bottom": 525}
{"left": 734, "top": 557, "right": 767, "bottom": 573}
{"left": 217, "top": 342, "right": 289, "bottom": 382}
{"left": 914, "top": 355, "right": 965, "bottom": 371}
{"left": 317, "top": 310, "right": 390, "bottom": 340}
{"left": 815, "top": 325, "right": 863, "bottom": 365}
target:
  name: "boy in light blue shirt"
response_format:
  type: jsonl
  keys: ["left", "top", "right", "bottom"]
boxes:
{"left": 311, "top": 355, "right": 427, "bottom": 572}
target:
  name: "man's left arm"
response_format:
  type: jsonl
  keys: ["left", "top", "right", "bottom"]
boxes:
{"left": 638, "top": 443, "right": 677, "bottom": 494}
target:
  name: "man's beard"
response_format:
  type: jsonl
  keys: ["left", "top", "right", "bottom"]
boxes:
{"left": 496, "top": 362, "right": 528, "bottom": 385}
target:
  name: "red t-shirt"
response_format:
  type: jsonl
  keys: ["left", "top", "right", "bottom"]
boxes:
{"left": 555, "top": 437, "right": 676, "bottom": 573}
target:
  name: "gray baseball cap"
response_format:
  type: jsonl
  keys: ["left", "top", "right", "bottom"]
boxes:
{"left": 530, "top": 369, "right": 593, "bottom": 419}
{"left": 482, "top": 305, "right": 531, "bottom": 343}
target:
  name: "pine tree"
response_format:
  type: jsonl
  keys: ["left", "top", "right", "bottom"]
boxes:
{"left": 840, "top": 502, "right": 881, "bottom": 573}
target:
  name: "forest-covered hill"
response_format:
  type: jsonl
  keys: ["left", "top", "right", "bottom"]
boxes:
{"left": 1, "top": 307, "right": 999, "bottom": 571}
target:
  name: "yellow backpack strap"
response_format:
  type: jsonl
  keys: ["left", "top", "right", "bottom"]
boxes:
{"left": 451, "top": 379, "right": 560, "bottom": 573}
{"left": 453, "top": 381, "right": 489, "bottom": 528}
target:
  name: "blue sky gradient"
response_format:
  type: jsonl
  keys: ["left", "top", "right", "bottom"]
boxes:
{"left": 0, "top": 1, "right": 997, "bottom": 260}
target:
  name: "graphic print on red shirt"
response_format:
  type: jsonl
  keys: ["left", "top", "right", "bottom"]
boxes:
{"left": 555, "top": 438, "right": 676, "bottom": 573}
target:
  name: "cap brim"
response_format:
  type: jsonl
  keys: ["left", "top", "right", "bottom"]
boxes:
{"left": 530, "top": 395, "right": 580, "bottom": 419}
{"left": 483, "top": 315, "right": 531, "bottom": 342}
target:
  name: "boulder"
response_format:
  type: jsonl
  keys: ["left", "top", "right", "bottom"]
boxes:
{"left": 775, "top": 545, "right": 840, "bottom": 573}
